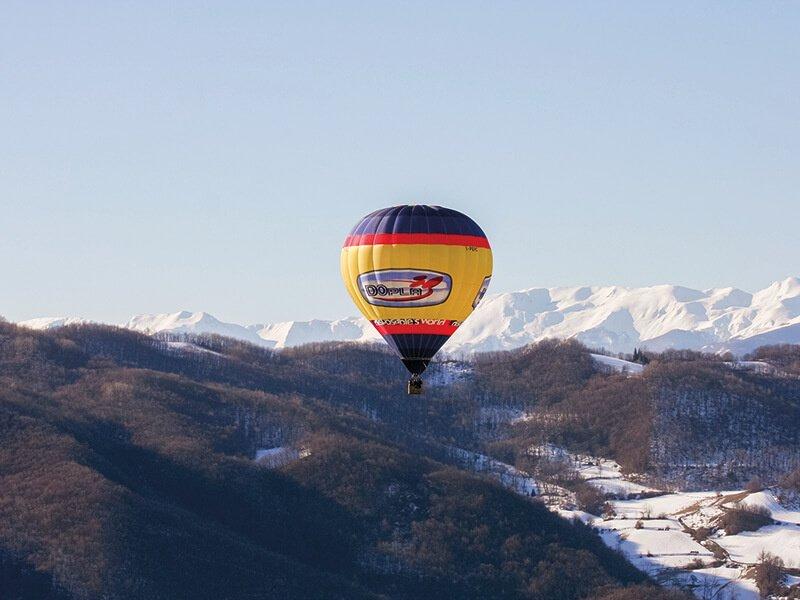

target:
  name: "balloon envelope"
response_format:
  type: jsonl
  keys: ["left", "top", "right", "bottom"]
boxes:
{"left": 340, "top": 205, "right": 492, "bottom": 375}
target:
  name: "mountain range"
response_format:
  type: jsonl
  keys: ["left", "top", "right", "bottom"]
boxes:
{"left": 17, "top": 276, "right": 800, "bottom": 356}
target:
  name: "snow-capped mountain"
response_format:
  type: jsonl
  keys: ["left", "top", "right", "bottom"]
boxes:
{"left": 449, "top": 277, "right": 800, "bottom": 355}
{"left": 124, "top": 311, "right": 268, "bottom": 346}
{"left": 15, "top": 277, "right": 800, "bottom": 356}
{"left": 250, "top": 317, "right": 379, "bottom": 348}
{"left": 118, "top": 311, "right": 380, "bottom": 349}
{"left": 16, "top": 316, "right": 94, "bottom": 330}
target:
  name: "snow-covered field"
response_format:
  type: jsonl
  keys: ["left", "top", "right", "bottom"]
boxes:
{"left": 590, "top": 354, "right": 645, "bottom": 375}
{"left": 598, "top": 520, "right": 713, "bottom": 569}
{"left": 468, "top": 444, "right": 800, "bottom": 599}
{"left": 576, "top": 478, "right": 800, "bottom": 598}
{"left": 530, "top": 444, "right": 658, "bottom": 497}
{"left": 716, "top": 524, "right": 800, "bottom": 566}
{"left": 574, "top": 455, "right": 655, "bottom": 495}
{"left": 743, "top": 491, "right": 800, "bottom": 525}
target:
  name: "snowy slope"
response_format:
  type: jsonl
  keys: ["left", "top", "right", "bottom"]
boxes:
{"left": 448, "top": 277, "right": 800, "bottom": 355}
{"left": 590, "top": 354, "right": 644, "bottom": 375}
{"left": 459, "top": 444, "right": 800, "bottom": 599}
{"left": 552, "top": 447, "right": 800, "bottom": 598}
{"left": 600, "top": 488, "right": 800, "bottom": 597}
{"left": 250, "top": 317, "right": 380, "bottom": 348}
{"left": 15, "top": 276, "right": 800, "bottom": 355}
{"left": 125, "top": 311, "right": 269, "bottom": 347}
{"left": 17, "top": 316, "right": 93, "bottom": 330}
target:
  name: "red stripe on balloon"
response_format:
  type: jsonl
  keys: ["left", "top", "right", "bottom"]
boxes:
{"left": 371, "top": 321, "right": 459, "bottom": 336}
{"left": 343, "top": 233, "right": 490, "bottom": 248}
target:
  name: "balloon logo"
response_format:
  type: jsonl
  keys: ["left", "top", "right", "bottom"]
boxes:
{"left": 340, "top": 205, "right": 492, "bottom": 394}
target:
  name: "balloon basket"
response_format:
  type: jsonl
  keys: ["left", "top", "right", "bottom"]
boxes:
{"left": 407, "top": 376, "right": 423, "bottom": 395}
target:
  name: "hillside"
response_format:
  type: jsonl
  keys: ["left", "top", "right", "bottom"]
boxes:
{"left": 477, "top": 343, "right": 800, "bottom": 489}
{"left": 553, "top": 451, "right": 800, "bottom": 599}
{"left": 3, "top": 321, "right": 799, "bottom": 598}
{"left": 18, "top": 277, "right": 800, "bottom": 356}
{"left": 1, "top": 322, "right": 680, "bottom": 600}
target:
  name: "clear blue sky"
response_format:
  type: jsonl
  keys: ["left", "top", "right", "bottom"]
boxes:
{"left": 2, "top": 2, "right": 798, "bottom": 324}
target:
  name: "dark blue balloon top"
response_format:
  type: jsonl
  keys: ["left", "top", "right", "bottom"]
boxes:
{"left": 348, "top": 205, "right": 487, "bottom": 238}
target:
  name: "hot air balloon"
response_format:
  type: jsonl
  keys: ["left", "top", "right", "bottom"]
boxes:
{"left": 340, "top": 205, "right": 492, "bottom": 394}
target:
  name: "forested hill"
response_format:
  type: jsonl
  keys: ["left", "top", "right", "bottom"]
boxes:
{"left": 480, "top": 342, "right": 800, "bottom": 490}
{"left": 0, "top": 322, "right": 691, "bottom": 600}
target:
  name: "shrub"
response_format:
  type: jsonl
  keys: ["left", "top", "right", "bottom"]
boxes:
{"left": 693, "top": 527, "right": 712, "bottom": 542}
{"left": 574, "top": 483, "right": 606, "bottom": 515}
{"left": 684, "top": 558, "right": 705, "bottom": 570}
{"left": 754, "top": 551, "right": 785, "bottom": 598}
{"left": 485, "top": 439, "right": 516, "bottom": 464}
{"left": 747, "top": 344, "right": 800, "bottom": 375}
{"left": 718, "top": 503, "right": 772, "bottom": 535}
{"left": 781, "top": 467, "right": 800, "bottom": 492}
{"left": 745, "top": 477, "right": 764, "bottom": 493}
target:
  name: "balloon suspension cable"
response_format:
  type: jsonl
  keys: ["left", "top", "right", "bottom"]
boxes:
{"left": 407, "top": 374, "right": 423, "bottom": 395}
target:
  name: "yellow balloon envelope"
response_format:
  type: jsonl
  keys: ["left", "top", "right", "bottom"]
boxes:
{"left": 340, "top": 205, "right": 492, "bottom": 391}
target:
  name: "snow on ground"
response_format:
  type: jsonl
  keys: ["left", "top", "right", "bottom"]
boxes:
{"left": 254, "top": 446, "right": 310, "bottom": 468}
{"left": 165, "top": 341, "right": 225, "bottom": 357}
{"left": 598, "top": 522, "right": 713, "bottom": 570}
{"left": 591, "top": 478, "right": 654, "bottom": 496}
{"left": 614, "top": 491, "right": 725, "bottom": 521}
{"left": 715, "top": 524, "right": 800, "bottom": 566}
{"left": 476, "top": 405, "right": 526, "bottom": 428}
{"left": 701, "top": 488, "right": 800, "bottom": 566}
{"left": 425, "top": 361, "right": 474, "bottom": 386}
{"left": 521, "top": 446, "right": 800, "bottom": 598}
{"left": 590, "top": 354, "right": 645, "bottom": 375}
{"left": 255, "top": 447, "right": 289, "bottom": 460}
{"left": 448, "top": 446, "right": 543, "bottom": 497}
{"left": 729, "top": 360, "right": 778, "bottom": 375}
{"left": 742, "top": 490, "right": 800, "bottom": 524}
{"left": 556, "top": 509, "right": 596, "bottom": 524}
{"left": 534, "top": 445, "right": 658, "bottom": 497}
{"left": 597, "top": 487, "right": 800, "bottom": 597}
{"left": 678, "top": 566, "right": 760, "bottom": 600}
{"left": 455, "top": 444, "right": 800, "bottom": 598}
{"left": 576, "top": 460, "right": 627, "bottom": 480}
